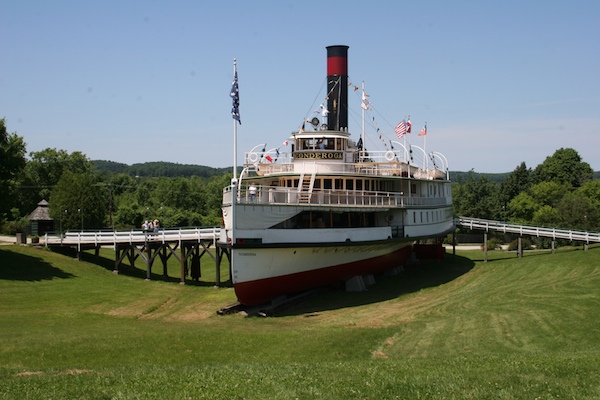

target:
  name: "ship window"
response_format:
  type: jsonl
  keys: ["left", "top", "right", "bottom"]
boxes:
{"left": 356, "top": 180, "right": 363, "bottom": 190}
{"left": 411, "top": 183, "right": 417, "bottom": 194}
{"left": 413, "top": 212, "right": 416, "bottom": 224}
{"left": 335, "top": 179, "right": 343, "bottom": 190}
{"left": 337, "top": 138, "right": 343, "bottom": 150}
{"left": 365, "top": 180, "right": 370, "bottom": 191}
{"left": 324, "top": 179, "right": 332, "bottom": 189}
{"left": 346, "top": 179, "right": 354, "bottom": 190}
{"left": 314, "top": 179, "right": 321, "bottom": 189}
{"left": 420, "top": 212, "right": 423, "bottom": 223}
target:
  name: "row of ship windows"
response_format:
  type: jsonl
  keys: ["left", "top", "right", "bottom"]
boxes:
{"left": 412, "top": 208, "right": 453, "bottom": 224}
{"left": 281, "top": 178, "right": 449, "bottom": 196}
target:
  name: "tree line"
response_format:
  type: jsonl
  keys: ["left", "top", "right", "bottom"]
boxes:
{"left": 453, "top": 147, "right": 598, "bottom": 236}
{"left": 1, "top": 117, "right": 598, "bottom": 237}
{"left": 0, "top": 118, "right": 232, "bottom": 234}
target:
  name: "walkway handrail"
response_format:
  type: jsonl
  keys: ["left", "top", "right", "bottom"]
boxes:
{"left": 45, "top": 227, "right": 222, "bottom": 247}
{"left": 457, "top": 217, "right": 600, "bottom": 243}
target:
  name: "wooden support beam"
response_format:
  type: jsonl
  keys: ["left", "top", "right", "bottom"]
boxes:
{"left": 180, "top": 244, "right": 186, "bottom": 284}
{"left": 215, "top": 246, "right": 222, "bottom": 287}
{"left": 484, "top": 233, "right": 488, "bottom": 263}
{"left": 452, "top": 230, "right": 456, "bottom": 256}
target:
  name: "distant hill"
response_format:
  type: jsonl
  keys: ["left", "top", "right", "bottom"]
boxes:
{"left": 94, "top": 160, "right": 599, "bottom": 182}
{"left": 450, "top": 171, "right": 510, "bottom": 183}
{"left": 92, "top": 160, "right": 232, "bottom": 178}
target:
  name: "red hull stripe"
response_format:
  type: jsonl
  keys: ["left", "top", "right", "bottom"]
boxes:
{"left": 327, "top": 56, "right": 348, "bottom": 76}
{"left": 234, "top": 245, "right": 413, "bottom": 306}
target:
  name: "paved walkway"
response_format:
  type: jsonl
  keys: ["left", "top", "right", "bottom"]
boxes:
{"left": 0, "top": 235, "right": 38, "bottom": 245}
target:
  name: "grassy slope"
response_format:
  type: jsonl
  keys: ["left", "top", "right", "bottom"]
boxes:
{"left": 0, "top": 245, "right": 599, "bottom": 399}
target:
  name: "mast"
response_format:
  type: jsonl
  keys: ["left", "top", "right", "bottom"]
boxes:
{"left": 361, "top": 81, "right": 366, "bottom": 159}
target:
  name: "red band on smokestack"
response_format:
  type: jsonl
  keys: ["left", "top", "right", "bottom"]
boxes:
{"left": 327, "top": 56, "right": 347, "bottom": 76}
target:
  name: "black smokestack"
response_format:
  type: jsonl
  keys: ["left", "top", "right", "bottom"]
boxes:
{"left": 326, "top": 45, "right": 349, "bottom": 131}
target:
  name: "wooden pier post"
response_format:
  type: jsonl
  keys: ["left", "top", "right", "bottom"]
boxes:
{"left": 180, "top": 244, "right": 186, "bottom": 285}
{"left": 145, "top": 236, "right": 152, "bottom": 280}
{"left": 483, "top": 233, "right": 488, "bottom": 263}
{"left": 114, "top": 246, "right": 120, "bottom": 274}
{"left": 215, "top": 246, "right": 222, "bottom": 287}
{"left": 517, "top": 236, "right": 522, "bottom": 258}
{"left": 452, "top": 230, "right": 456, "bottom": 256}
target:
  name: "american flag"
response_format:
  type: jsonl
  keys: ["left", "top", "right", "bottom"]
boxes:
{"left": 395, "top": 120, "right": 407, "bottom": 138}
{"left": 230, "top": 69, "right": 241, "bottom": 124}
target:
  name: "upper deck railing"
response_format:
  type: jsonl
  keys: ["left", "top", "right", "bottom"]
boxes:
{"left": 223, "top": 185, "right": 452, "bottom": 208}
{"left": 244, "top": 150, "right": 449, "bottom": 180}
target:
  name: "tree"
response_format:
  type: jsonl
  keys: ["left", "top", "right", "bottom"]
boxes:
{"left": 452, "top": 171, "right": 501, "bottom": 219}
{"left": 576, "top": 180, "right": 600, "bottom": 209}
{"left": 529, "top": 181, "right": 569, "bottom": 208}
{"left": 49, "top": 171, "right": 108, "bottom": 230}
{"left": 532, "top": 205, "right": 560, "bottom": 227}
{"left": 0, "top": 118, "right": 27, "bottom": 220}
{"left": 556, "top": 193, "right": 599, "bottom": 231}
{"left": 507, "top": 192, "right": 539, "bottom": 223}
{"left": 17, "top": 148, "right": 93, "bottom": 216}
{"left": 498, "top": 162, "right": 530, "bottom": 219}
{"left": 531, "top": 148, "right": 593, "bottom": 188}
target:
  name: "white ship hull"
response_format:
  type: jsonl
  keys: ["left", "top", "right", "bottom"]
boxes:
{"left": 231, "top": 239, "right": 414, "bottom": 305}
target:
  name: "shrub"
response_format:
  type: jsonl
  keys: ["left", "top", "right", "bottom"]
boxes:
{"left": 1, "top": 217, "right": 29, "bottom": 235}
{"left": 507, "top": 237, "right": 532, "bottom": 251}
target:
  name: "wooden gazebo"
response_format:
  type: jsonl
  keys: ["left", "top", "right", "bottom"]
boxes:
{"left": 28, "top": 199, "right": 54, "bottom": 236}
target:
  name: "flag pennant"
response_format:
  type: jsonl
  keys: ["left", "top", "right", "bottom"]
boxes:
{"left": 361, "top": 90, "right": 370, "bottom": 110}
{"left": 419, "top": 123, "right": 427, "bottom": 136}
{"left": 230, "top": 68, "right": 241, "bottom": 124}
{"left": 406, "top": 117, "right": 412, "bottom": 133}
{"left": 395, "top": 120, "right": 407, "bottom": 138}
{"left": 265, "top": 155, "right": 273, "bottom": 163}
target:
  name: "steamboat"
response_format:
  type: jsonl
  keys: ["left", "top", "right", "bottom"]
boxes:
{"left": 220, "top": 46, "right": 454, "bottom": 305}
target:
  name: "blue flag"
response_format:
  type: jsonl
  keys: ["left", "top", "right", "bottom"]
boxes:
{"left": 230, "top": 70, "right": 241, "bottom": 124}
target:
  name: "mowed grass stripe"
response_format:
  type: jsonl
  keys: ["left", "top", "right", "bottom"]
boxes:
{"left": 0, "top": 244, "right": 599, "bottom": 398}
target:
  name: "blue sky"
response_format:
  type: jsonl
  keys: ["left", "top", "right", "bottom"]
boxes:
{"left": 2, "top": 1, "right": 599, "bottom": 173}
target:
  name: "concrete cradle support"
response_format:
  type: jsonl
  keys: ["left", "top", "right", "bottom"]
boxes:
{"left": 345, "top": 275, "right": 367, "bottom": 292}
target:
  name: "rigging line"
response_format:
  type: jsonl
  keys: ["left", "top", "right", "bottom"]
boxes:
{"left": 302, "top": 78, "right": 328, "bottom": 128}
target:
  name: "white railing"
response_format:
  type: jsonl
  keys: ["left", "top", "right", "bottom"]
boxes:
{"left": 457, "top": 217, "right": 600, "bottom": 243}
{"left": 243, "top": 150, "right": 448, "bottom": 180}
{"left": 224, "top": 185, "right": 451, "bottom": 208}
{"left": 45, "top": 227, "right": 221, "bottom": 247}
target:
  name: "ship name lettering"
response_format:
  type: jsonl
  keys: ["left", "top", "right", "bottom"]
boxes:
{"left": 294, "top": 151, "right": 342, "bottom": 160}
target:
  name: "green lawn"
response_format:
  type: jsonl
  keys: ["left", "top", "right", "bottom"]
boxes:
{"left": 0, "top": 244, "right": 599, "bottom": 399}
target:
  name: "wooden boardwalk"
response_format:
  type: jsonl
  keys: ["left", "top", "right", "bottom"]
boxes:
{"left": 457, "top": 217, "right": 600, "bottom": 244}
{"left": 45, "top": 228, "right": 229, "bottom": 285}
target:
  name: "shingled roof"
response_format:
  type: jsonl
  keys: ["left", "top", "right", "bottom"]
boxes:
{"left": 28, "top": 199, "right": 53, "bottom": 221}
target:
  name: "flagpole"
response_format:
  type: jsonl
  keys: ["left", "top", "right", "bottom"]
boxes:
{"left": 403, "top": 116, "right": 407, "bottom": 164}
{"left": 423, "top": 122, "right": 427, "bottom": 171}
{"left": 361, "top": 81, "right": 365, "bottom": 160}
{"left": 232, "top": 59, "right": 238, "bottom": 184}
